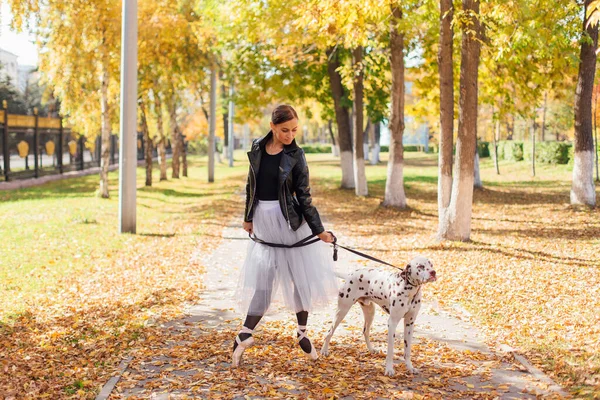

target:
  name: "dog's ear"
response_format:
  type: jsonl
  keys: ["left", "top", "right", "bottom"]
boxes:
{"left": 401, "top": 264, "right": 410, "bottom": 280}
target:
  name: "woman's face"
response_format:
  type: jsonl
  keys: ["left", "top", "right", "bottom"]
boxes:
{"left": 270, "top": 118, "right": 298, "bottom": 146}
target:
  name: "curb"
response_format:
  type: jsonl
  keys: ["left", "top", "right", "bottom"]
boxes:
{"left": 498, "top": 344, "right": 570, "bottom": 398}
{"left": 95, "top": 356, "right": 133, "bottom": 400}
{"left": 0, "top": 164, "right": 120, "bottom": 190}
{"left": 451, "top": 303, "right": 568, "bottom": 398}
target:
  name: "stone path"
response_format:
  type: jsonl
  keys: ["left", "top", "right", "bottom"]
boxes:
{"left": 101, "top": 219, "right": 567, "bottom": 399}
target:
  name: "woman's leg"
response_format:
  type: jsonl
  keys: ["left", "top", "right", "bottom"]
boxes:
{"left": 233, "top": 266, "right": 276, "bottom": 352}
{"left": 292, "top": 282, "right": 315, "bottom": 354}
{"left": 295, "top": 310, "right": 313, "bottom": 353}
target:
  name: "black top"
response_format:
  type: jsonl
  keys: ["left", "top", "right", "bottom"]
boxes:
{"left": 256, "top": 146, "right": 283, "bottom": 200}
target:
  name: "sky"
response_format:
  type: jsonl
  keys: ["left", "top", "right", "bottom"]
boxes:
{"left": 0, "top": 4, "right": 38, "bottom": 66}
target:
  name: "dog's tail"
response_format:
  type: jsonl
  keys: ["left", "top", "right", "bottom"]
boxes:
{"left": 334, "top": 271, "right": 349, "bottom": 280}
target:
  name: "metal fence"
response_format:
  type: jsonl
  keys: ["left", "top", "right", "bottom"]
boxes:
{"left": 0, "top": 105, "right": 170, "bottom": 182}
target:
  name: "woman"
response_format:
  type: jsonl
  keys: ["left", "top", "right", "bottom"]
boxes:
{"left": 232, "top": 104, "right": 338, "bottom": 367}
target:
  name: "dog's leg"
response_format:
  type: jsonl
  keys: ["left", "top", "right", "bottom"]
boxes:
{"left": 320, "top": 298, "right": 353, "bottom": 356}
{"left": 359, "top": 301, "right": 378, "bottom": 354}
{"left": 403, "top": 305, "right": 421, "bottom": 374}
{"left": 384, "top": 315, "right": 401, "bottom": 376}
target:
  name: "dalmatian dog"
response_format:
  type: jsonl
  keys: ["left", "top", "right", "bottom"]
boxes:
{"left": 320, "top": 256, "right": 436, "bottom": 376}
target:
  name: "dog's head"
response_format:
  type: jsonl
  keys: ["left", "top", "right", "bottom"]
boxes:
{"left": 402, "top": 256, "right": 436, "bottom": 285}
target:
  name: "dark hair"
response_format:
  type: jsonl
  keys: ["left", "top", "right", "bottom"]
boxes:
{"left": 271, "top": 104, "right": 298, "bottom": 125}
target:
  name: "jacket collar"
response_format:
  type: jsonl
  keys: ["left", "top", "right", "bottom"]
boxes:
{"left": 247, "top": 130, "right": 299, "bottom": 185}
{"left": 252, "top": 130, "right": 300, "bottom": 154}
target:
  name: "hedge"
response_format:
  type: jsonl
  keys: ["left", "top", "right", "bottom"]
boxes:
{"left": 495, "top": 140, "right": 524, "bottom": 161}
{"left": 477, "top": 141, "right": 490, "bottom": 158}
{"left": 379, "top": 145, "right": 430, "bottom": 152}
{"left": 301, "top": 144, "right": 332, "bottom": 154}
{"left": 523, "top": 141, "right": 570, "bottom": 164}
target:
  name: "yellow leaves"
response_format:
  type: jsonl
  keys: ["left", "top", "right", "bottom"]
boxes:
{"left": 314, "top": 154, "right": 600, "bottom": 394}
{"left": 323, "top": 387, "right": 335, "bottom": 395}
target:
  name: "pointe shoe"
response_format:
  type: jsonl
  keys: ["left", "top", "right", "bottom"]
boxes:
{"left": 232, "top": 326, "right": 255, "bottom": 367}
{"left": 297, "top": 325, "right": 319, "bottom": 361}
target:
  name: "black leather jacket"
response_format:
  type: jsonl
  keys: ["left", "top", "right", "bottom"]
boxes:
{"left": 244, "top": 130, "right": 325, "bottom": 235}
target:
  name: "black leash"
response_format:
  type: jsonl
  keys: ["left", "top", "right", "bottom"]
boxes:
{"left": 248, "top": 231, "right": 403, "bottom": 271}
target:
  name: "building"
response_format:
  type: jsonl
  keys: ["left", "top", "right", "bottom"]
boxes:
{"left": 18, "top": 64, "right": 37, "bottom": 92}
{"left": 0, "top": 47, "right": 19, "bottom": 86}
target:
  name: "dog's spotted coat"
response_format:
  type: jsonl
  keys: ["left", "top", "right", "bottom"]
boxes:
{"left": 321, "top": 256, "right": 436, "bottom": 376}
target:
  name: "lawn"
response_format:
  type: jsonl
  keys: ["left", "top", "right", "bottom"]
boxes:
{"left": 0, "top": 149, "right": 598, "bottom": 398}
{"left": 0, "top": 154, "right": 248, "bottom": 398}
{"left": 310, "top": 151, "right": 600, "bottom": 397}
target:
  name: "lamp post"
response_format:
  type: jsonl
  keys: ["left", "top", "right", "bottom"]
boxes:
{"left": 118, "top": 0, "right": 138, "bottom": 233}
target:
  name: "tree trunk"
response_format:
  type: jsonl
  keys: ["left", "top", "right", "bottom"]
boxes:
{"left": 595, "top": 84, "right": 599, "bottom": 182}
{"left": 474, "top": 138, "right": 482, "bottom": 188}
{"left": 209, "top": 61, "right": 217, "bottom": 183}
{"left": 326, "top": 47, "right": 355, "bottom": 189}
{"left": 99, "top": 57, "right": 111, "bottom": 198}
{"left": 157, "top": 137, "right": 166, "bottom": 181}
{"left": 439, "top": 0, "right": 480, "bottom": 241}
{"left": 493, "top": 111, "right": 500, "bottom": 175}
{"left": 328, "top": 119, "right": 340, "bottom": 157}
{"left": 363, "top": 119, "right": 371, "bottom": 163}
{"left": 228, "top": 83, "right": 235, "bottom": 167}
{"left": 437, "top": 0, "right": 454, "bottom": 228}
{"left": 541, "top": 92, "right": 547, "bottom": 141}
{"left": 180, "top": 127, "right": 187, "bottom": 177}
{"left": 384, "top": 4, "right": 407, "bottom": 208}
{"left": 531, "top": 119, "right": 536, "bottom": 177}
{"left": 372, "top": 121, "right": 381, "bottom": 164}
{"left": 572, "top": 0, "right": 598, "bottom": 206}
{"left": 169, "top": 93, "right": 180, "bottom": 179}
{"left": 474, "top": 152, "right": 482, "bottom": 188}
{"left": 352, "top": 46, "right": 368, "bottom": 197}
{"left": 222, "top": 80, "right": 229, "bottom": 159}
{"left": 140, "top": 98, "right": 152, "bottom": 186}
{"left": 154, "top": 90, "right": 168, "bottom": 181}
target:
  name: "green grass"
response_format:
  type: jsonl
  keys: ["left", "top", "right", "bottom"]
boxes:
{"left": 1, "top": 148, "right": 597, "bottom": 397}
{"left": 0, "top": 149, "right": 595, "bottom": 321}
{"left": 0, "top": 152, "right": 250, "bottom": 321}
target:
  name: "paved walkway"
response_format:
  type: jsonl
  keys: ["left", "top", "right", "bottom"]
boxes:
{"left": 102, "top": 219, "right": 567, "bottom": 399}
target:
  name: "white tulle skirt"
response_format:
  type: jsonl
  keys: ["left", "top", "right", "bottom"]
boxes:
{"left": 235, "top": 200, "right": 338, "bottom": 316}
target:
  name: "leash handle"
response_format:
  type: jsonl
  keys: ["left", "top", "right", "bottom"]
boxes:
{"left": 327, "top": 230, "right": 338, "bottom": 261}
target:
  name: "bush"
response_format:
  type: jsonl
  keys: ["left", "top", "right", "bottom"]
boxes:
{"left": 523, "top": 141, "right": 570, "bottom": 164}
{"left": 378, "top": 145, "right": 428, "bottom": 152}
{"left": 301, "top": 144, "right": 332, "bottom": 154}
{"left": 477, "top": 141, "right": 490, "bottom": 158}
{"left": 187, "top": 137, "right": 208, "bottom": 155}
{"left": 497, "top": 140, "right": 524, "bottom": 161}
{"left": 495, "top": 141, "right": 504, "bottom": 160}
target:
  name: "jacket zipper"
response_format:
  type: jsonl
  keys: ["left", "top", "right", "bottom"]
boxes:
{"left": 247, "top": 162, "right": 257, "bottom": 221}
{"left": 282, "top": 184, "right": 292, "bottom": 230}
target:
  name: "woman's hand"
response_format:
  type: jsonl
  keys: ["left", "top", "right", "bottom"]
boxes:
{"left": 243, "top": 221, "right": 253, "bottom": 235}
{"left": 318, "top": 230, "right": 335, "bottom": 243}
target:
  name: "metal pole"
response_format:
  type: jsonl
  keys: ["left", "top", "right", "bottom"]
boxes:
{"left": 78, "top": 136, "right": 84, "bottom": 170}
{"left": 118, "top": 0, "right": 138, "bottom": 234}
{"left": 33, "top": 108, "right": 39, "bottom": 178}
{"left": 2, "top": 101, "right": 9, "bottom": 181}
{"left": 58, "top": 117, "right": 63, "bottom": 173}
{"left": 228, "top": 82, "right": 234, "bottom": 167}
